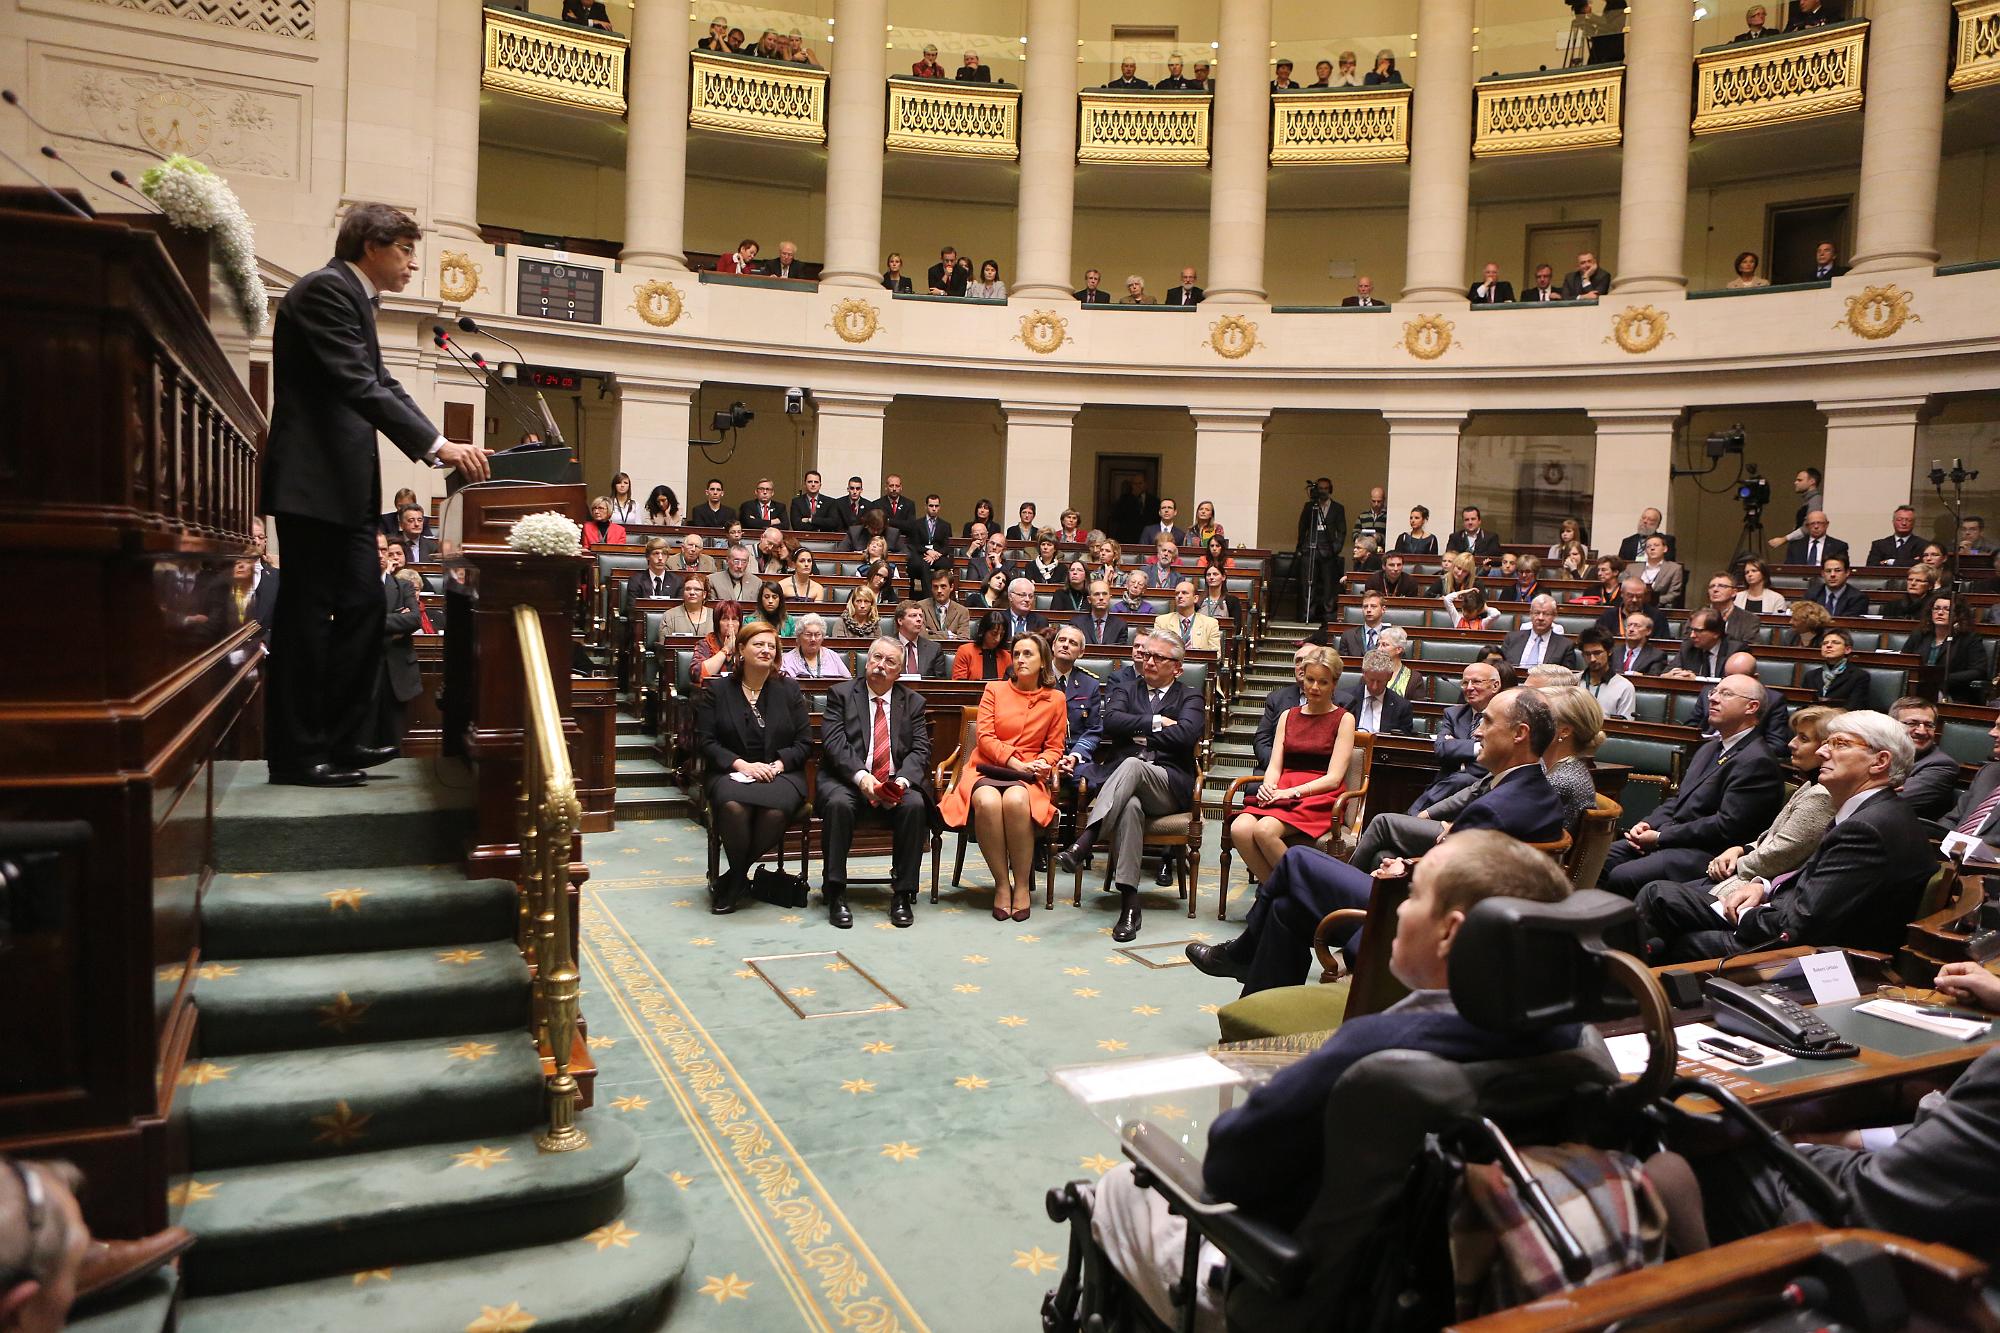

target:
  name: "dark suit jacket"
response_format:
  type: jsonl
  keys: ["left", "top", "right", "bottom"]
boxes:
{"left": 1433, "top": 701, "right": 1487, "bottom": 782}
{"left": 1784, "top": 535, "right": 1852, "bottom": 567}
{"left": 1163, "top": 286, "right": 1205, "bottom": 306}
{"left": 1363, "top": 570, "right": 1423, "bottom": 599}
{"left": 1617, "top": 532, "right": 1678, "bottom": 562}
{"left": 1333, "top": 683, "right": 1414, "bottom": 736}
{"left": 1560, "top": 268, "right": 1612, "bottom": 299}
{"left": 688, "top": 502, "right": 736, "bottom": 529}
{"left": 927, "top": 262, "right": 968, "bottom": 296}
{"left": 871, "top": 495, "right": 918, "bottom": 539}
{"left": 820, "top": 679, "right": 933, "bottom": 797}
{"left": 1004, "top": 523, "right": 1039, "bottom": 542}
{"left": 1139, "top": 523, "right": 1190, "bottom": 548}
{"left": 1255, "top": 683, "right": 1304, "bottom": 768}
{"left": 1805, "top": 662, "right": 1872, "bottom": 708}
{"left": 1690, "top": 688, "right": 1792, "bottom": 756}
{"left": 1899, "top": 746, "right": 1962, "bottom": 822}
{"left": 1523, "top": 285, "right": 1562, "bottom": 303}
{"left": 1646, "top": 733, "right": 1785, "bottom": 851}
{"left": 1867, "top": 533, "right": 1924, "bottom": 566}
{"left": 1000, "top": 609, "right": 1049, "bottom": 639}
{"left": 889, "top": 633, "right": 950, "bottom": 679}
{"left": 1452, "top": 763, "right": 1568, "bottom": 844}
{"left": 1054, "top": 669, "right": 1104, "bottom": 762}
{"left": 1951, "top": 762, "right": 2000, "bottom": 838}
{"left": 382, "top": 574, "right": 422, "bottom": 703}
{"left": 1083, "top": 674, "right": 1204, "bottom": 809}
{"left": 1105, "top": 75, "right": 1151, "bottom": 88}
{"left": 397, "top": 533, "right": 439, "bottom": 565}
{"left": 1445, "top": 529, "right": 1502, "bottom": 559}
{"left": 1069, "top": 612, "right": 1131, "bottom": 648}
{"left": 247, "top": 564, "right": 281, "bottom": 640}
{"left": 262, "top": 261, "right": 438, "bottom": 525}
{"left": 1500, "top": 628, "right": 1577, "bottom": 670}
{"left": 622, "top": 569, "right": 682, "bottom": 621}
{"left": 1075, "top": 288, "right": 1111, "bottom": 304}
{"left": 1740, "top": 789, "right": 1934, "bottom": 953}
{"left": 1466, "top": 280, "right": 1514, "bottom": 304}
{"left": 739, "top": 499, "right": 786, "bottom": 529}
{"left": 911, "top": 514, "right": 954, "bottom": 560}
{"left": 954, "top": 65, "right": 993, "bottom": 82}
{"left": 1339, "top": 295, "right": 1388, "bottom": 308}
{"left": 789, "top": 493, "right": 842, "bottom": 531}
{"left": 1612, "top": 643, "right": 1670, "bottom": 677}
{"left": 1670, "top": 639, "right": 1742, "bottom": 678}
{"left": 1902, "top": 630, "right": 1987, "bottom": 704}
{"left": 696, "top": 673, "right": 810, "bottom": 784}
{"left": 1336, "top": 622, "right": 1396, "bottom": 660}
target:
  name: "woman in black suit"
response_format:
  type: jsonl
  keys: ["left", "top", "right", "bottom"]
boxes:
{"left": 963, "top": 498, "right": 997, "bottom": 538}
{"left": 1804, "top": 628, "right": 1870, "bottom": 708}
{"left": 1393, "top": 504, "right": 1438, "bottom": 555}
{"left": 694, "top": 619, "right": 809, "bottom": 914}
{"left": 1902, "top": 594, "right": 1987, "bottom": 704}
{"left": 881, "top": 252, "right": 913, "bottom": 293}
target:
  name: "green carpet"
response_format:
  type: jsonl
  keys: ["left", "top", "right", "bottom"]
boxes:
{"left": 214, "top": 760, "right": 476, "bottom": 871}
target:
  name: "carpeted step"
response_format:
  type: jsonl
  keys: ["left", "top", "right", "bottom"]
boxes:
{"left": 178, "top": 1163, "right": 692, "bottom": 1333}
{"left": 183, "top": 1031, "right": 545, "bottom": 1168}
{"left": 214, "top": 761, "right": 476, "bottom": 873}
{"left": 614, "top": 756, "right": 680, "bottom": 788}
{"left": 614, "top": 789, "right": 692, "bottom": 821}
{"left": 194, "top": 946, "right": 530, "bottom": 1055}
{"left": 175, "top": 1116, "right": 641, "bottom": 1295}
{"left": 69, "top": 1268, "right": 177, "bottom": 1333}
{"left": 202, "top": 867, "right": 518, "bottom": 959}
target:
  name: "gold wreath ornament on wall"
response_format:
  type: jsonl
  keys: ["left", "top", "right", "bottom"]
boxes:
{"left": 1398, "top": 314, "right": 1456, "bottom": 360}
{"left": 438, "top": 251, "right": 483, "bottom": 303}
{"left": 632, "top": 279, "right": 685, "bottom": 328}
{"left": 1014, "top": 310, "right": 1071, "bottom": 355}
{"left": 1207, "top": 314, "right": 1259, "bottom": 360}
{"left": 828, "top": 297, "right": 881, "bottom": 344}
{"left": 1606, "top": 305, "right": 1673, "bottom": 354}
{"left": 1835, "top": 286, "right": 1921, "bottom": 341}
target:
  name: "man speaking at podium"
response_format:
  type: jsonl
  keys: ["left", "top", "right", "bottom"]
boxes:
{"left": 261, "top": 203, "right": 491, "bottom": 787}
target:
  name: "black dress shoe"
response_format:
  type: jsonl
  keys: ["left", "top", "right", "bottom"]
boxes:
{"left": 1155, "top": 856, "right": 1177, "bottom": 888}
{"left": 826, "top": 892, "right": 852, "bottom": 929}
{"left": 889, "top": 894, "right": 914, "bottom": 928}
{"left": 268, "top": 763, "right": 365, "bottom": 788}
{"left": 1186, "top": 942, "right": 1247, "bottom": 980}
{"left": 331, "top": 745, "right": 399, "bottom": 770}
{"left": 1111, "top": 889, "right": 1142, "bottom": 943}
{"left": 711, "top": 872, "right": 745, "bottom": 915}
{"left": 1055, "top": 827, "right": 1097, "bottom": 876}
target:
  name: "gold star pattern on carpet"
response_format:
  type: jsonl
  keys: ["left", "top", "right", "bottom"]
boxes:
{"left": 1105, "top": 956, "right": 1133, "bottom": 966}
{"left": 961, "top": 954, "right": 989, "bottom": 965}
{"left": 1131, "top": 1005, "right": 1162, "bottom": 1016}
{"left": 585, "top": 1220, "right": 640, "bottom": 1250}
{"left": 787, "top": 987, "right": 817, "bottom": 998}
{"left": 824, "top": 960, "right": 852, "bottom": 972}
{"left": 447, "top": 1041, "right": 499, "bottom": 1063}
{"left": 196, "top": 963, "right": 240, "bottom": 980}
{"left": 1098, "top": 926, "right": 1116, "bottom": 936}
{"left": 587, "top": 1035, "right": 617, "bottom": 1049}
{"left": 780, "top": 914, "right": 803, "bottom": 924}
{"left": 177, "top": 1062, "right": 233, "bottom": 1087}
{"left": 873, "top": 921, "right": 898, "bottom": 930}
{"left": 862, "top": 1041, "right": 894, "bottom": 1054}
{"left": 1197, "top": 1003, "right": 1220, "bottom": 1015}
{"left": 688, "top": 937, "right": 716, "bottom": 947}
{"left": 1012, "top": 1247, "right": 1061, "bottom": 1276}
{"left": 1073, "top": 988, "right": 1101, "bottom": 999}
{"left": 941, "top": 905, "right": 966, "bottom": 915}
{"left": 466, "top": 1302, "right": 537, "bottom": 1331}
{"left": 156, "top": 965, "right": 185, "bottom": 982}
{"left": 1063, "top": 966, "right": 1090, "bottom": 976}
{"left": 734, "top": 968, "right": 759, "bottom": 979}
{"left": 697, "top": 1273, "right": 752, "bottom": 1303}
{"left": 1149, "top": 1103, "right": 1188, "bottom": 1121}
{"left": 436, "top": 949, "right": 486, "bottom": 965}
{"left": 165, "top": 1180, "right": 217, "bottom": 1206}
{"left": 669, "top": 1171, "right": 694, "bottom": 1190}
{"left": 316, "top": 991, "right": 370, "bottom": 1034}
{"left": 954, "top": 1075, "right": 990, "bottom": 1091}
{"left": 673, "top": 899, "right": 694, "bottom": 908}
{"left": 323, "top": 888, "right": 370, "bottom": 912}
{"left": 452, "top": 1145, "right": 511, "bottom": 1172}
{"left": 1096, "top": 1039, "right": 1129, "bottom": 1053}
{"left": 1080, "top": 1154, "right": 1120, "bottom": 1175}
{"left": 351, "top": 1269, "right": 393, "bottom": 1285}
{"left": 840, "top": 1078, "right": 876, "bottom": 1095}
{"left": 610, "top": 1095, "right": 650, "bottom": 1112}
{"left": 953, "top": 982, "right": 981, "bottom": 994}
{"left": 997, "top": 1015, "right": 1028, "bottom": 1028}
{"left": 870, "top": 1001, "right": 898, "bottom": 1011}
{"left": 311, "top": 1100, "right": 373, "bottom": 1148}
{"left": 881, "top": 1141, "right": 921, "bottom": 1163}
{"left": 1016, "top": 933, "right": 1041, "bottom": 943}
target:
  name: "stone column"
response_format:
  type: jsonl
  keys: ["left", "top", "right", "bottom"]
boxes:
{"left": 1849, "top": 0, "right": 1952, "bottom": 273}
{"left": 1588, "top": 410, "right": 1682, "bottom": 549}
{"left": 1002, "top": 402, "right": 1081, "bottom": 523}
{"left": 813, "top": 391, "right": 893, "bottom": 491}
{"left": 1204, "top": 0, "right": 1273, "bottom": 303}
{"left": 818, "top": 0, "right": 889, "bottom": 288}
{"left": 620, "top": 0, "right": 692, "bottom": 268}
{"left": 1191, "top": 409, "right": 1271, "bottom": 547}
{"left": 1610, "top": 2, "right": 1692, "bottom": 294}
{"left": 1382, "top": 411, "right": 1467, "bottom": 536}
{"left": 618, "top": 377, "right": 699, "bottom": 506}
{"left": 431, "top": 0, "right": 485, "bottom": 242}
{"left": 1818, "top": 397, "right": 1926, "bottom": 544}
{"left": 1011, "top": 0, "right": 1081, "bottom": 299}
{"left": 1401, "top": 0, "right": 1475, "bottom": 303}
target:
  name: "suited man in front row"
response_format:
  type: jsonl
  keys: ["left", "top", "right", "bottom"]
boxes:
{"left": 1783, "top": 511, "right": 1849, "bottom": 568}
{"left": 1335, "top": 649, "right": 1415, "bottom": 736}
{"left": 1599, "top": 676, "right": 1787, "bottom": 896}
{"left": 1070, "top": 579, "right": 1132, "bottom": 647}
{"left": 1409, "top": 660, "right": 1505, "bottom": 811}
{"left": 261, "top": 203, "right": 490, "bottom": 788}
{"left": 1057, "top": 631, "right": 1206, "bottom": 942}
{"left": 819, "top": 639, "right": 935, "bottom": 928}
{"left": 1636, "top": 710, "right": 1934, "bottom": 962}
{"left": 1501, "top": 595, "right": 1577, "bottom": 671}
{"left": 1867, "top": 505, "right": 1924, "bottom": 567}
{"left": 622, "top": 537, "right": 682, "bottom": 620}
{"left": 1466, "top": 262, "right": 1513, "bottom": 305}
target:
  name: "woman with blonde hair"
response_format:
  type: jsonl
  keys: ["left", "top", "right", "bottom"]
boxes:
{"left": 1434, "top": 550, "right": 1478, "bottom": 596}
{"left": 1787, "top": 599, "right": 1832, "bottom": 649}
{"left": 1228, "top": 645, "right": 1355, "bottom": 885}
{"left": 583, "top": 495, "right": 626, "bottom": 547}
{"left": 1541, "top": 686, "right": 1605, "bottom": 825}
{"left": 841, "top": 584, "right": 882, "bottom": 640}
{"left": 1191, "top": 500, "right": 1223, "bottom": 545}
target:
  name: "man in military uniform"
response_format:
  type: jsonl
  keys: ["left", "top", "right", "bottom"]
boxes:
{"left": 1045, "top": 624, "right": 1105, "bottom": 868}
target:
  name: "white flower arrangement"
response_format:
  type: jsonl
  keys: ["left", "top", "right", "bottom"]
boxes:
{"left": 138, "top": 154, "right": 266, "bottom": 337}
{"left": 508, "top": 511, "right": 583, "bottom": 557}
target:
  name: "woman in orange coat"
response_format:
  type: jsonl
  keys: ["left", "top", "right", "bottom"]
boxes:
{"left": 938, "top": 634, "right": 1067, "bottom": 922}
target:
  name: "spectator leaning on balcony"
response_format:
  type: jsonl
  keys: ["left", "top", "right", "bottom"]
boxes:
{"left": 956, "top": 50, "right": 992, "bottom": 82}
{"left": 928, "top": 246, "right": 968, "bottom": 297}
{"left": 768, "top": 240, "right": 801, "bottom": 281}
{"left": 1734, "top": 5, "right": 1772, "bottom": 39}
{"left": 1309, "top": 59, "right": 1336, "bottom": 87}
{"left": 1074, "top": 269, "right": 1111, "bottom": 304}
{"left": 1728, "top": 250, "right": 1770, "bottom": 287}
{"left": 912, "top": 44, "right": 945, "bottom": 78}
{"left": 697, "top": 16, "right": 728, "bottom": 49}
{"left": 786, "top": 31, "right": 821, "bottom": 67}
{"left": 966, "top": 260, "right": 1007, "bottom": 300}
{"left": 1122, "top": 275, "right": 1157, "bottom": 305}
{"left": 1525, "top": 263, "right": 1562, "bottom": 302}
{"left": 1156, "top": 54, "right": 1197, "bottom": 90}
{"left": 718, "top": 238, "right": 758, "bottom": 275}
{"left": 881, "top": 252, "right": 912, "bottom": 294}
{"left": 1468, "top": 262, "right": 1514, "bottom": 304}
{"left": 1269, "top": 58, "right": 1298, "bottom": 90}
{"left": 1812, "top": 240, "right": 1848, "bottom": 279}
{"left": 560, "top": 0, "right": 612, "bottom": 31}
{"left": 1562, "top": 251, "right": 1612, "bottom": 300}
{"left": 1365, "top": 50, "right": 1404, "bottom": 85}
{"left": 1192, "top": 60, "right": 1213, "bottom": 89}
{"left": 1785, "top": 0, "right": 1836, "bottom": 31}
{"left": 1164, "top": 267, "right": 1203, "bottom": 307}
{"left": 1341, "top": 276, "right": 1384, "bottom": 307}
{"left": 1106, "top": 57, "right": 1150, "bottom": 89}
{"left": 1330, "top": 50, "right": 1364, "bottom": 86}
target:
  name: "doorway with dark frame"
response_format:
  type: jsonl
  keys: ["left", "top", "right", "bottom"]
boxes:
{"left": 1094, "top": 454, "right": 1160, "bottom": 544}
{"left": 1766, "top": 197, "right": 1851, "bottom": 284}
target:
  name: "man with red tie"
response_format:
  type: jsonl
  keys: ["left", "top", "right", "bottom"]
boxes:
{"left": 789, "top": 469, "right": 841, "bottom": 532}
{"left": 741, "top": 477, "right": 785, "bottom": 529}
{"left": 819, "top": 638, "right": 935, "bottom": 928}
{"left": 838, "top": 476, "right": 872, "bottom": 535}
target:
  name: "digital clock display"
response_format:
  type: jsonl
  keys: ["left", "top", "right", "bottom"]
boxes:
{"left": 517, "top": 258, "right": 604, "bottom": 324}
{"left": 524, "top": 367, "right": 588, "bottom": 390}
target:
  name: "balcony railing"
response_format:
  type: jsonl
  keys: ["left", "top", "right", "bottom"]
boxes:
{"left": 885, "top": 77, "right": 1021, "bottom": 159}
{"left": 689, "top": 49, "right": 828, "bottom": 143}
{"left": 1693, "top": 19, "right": 1868, "bottom": 135}
{"left": 1076, "top": 90, "right": 1211, "bottom": 166}
{"left": 1269, "top": 86, "right": 1412, "bottom": 165}
{"left": 1472, "top": 64, "right": 1623, "bottom": 157}
{"left": 481, "top": 7, "right": 627, "bottom": 116}
{"left": 1951, "top": 0, "right": 2000, "bottom": 91}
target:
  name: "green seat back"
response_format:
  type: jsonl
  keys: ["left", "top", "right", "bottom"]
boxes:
{"left": 1941, "top": 718, "right": 1992, "bottom": 764}
{"left": 1860, "top": 666, "right": 1907, "bottom": 711}
{"left": 1594, "top": 736, "right": 1680, "bottom": 779}
{"left": 1420, "top": 640, "right": 1480, "bottom": 665}
{"left": 1670, "top": 692, "right": 1702, "bottom": 726}
{"left": 1754, "top": 658, "right": 1796, "bottom": 689}
{"left": 1631, "top": 689, "right": 1669, "bottom": 723}
{"left": 1385, "top": 607, "right": 1426, "bottom": 627}
{"left": 1431, "top": 675, "right": 1463, "bottom": 705}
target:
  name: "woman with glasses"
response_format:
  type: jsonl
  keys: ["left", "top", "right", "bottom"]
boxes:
{"left": 694, "top": 619, "right": 809, "bottom": 913}
{"left": 780, "top": 613, "right": 848, "bottom": 680}
{"left": 1902, "top": 593, "right": 1986, "bottom": 703}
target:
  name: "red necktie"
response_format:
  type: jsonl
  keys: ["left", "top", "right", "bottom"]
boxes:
{"left": 1963, "top": 785, "right": 2000, "bottom": 840}
{"left": 1624, "top": 648, "right": 1638, "bottom": 672}
{"left": 871, "top": 697, "right": 893, "bottom": 784}
{"left": 905, "top": 640, "right": 918, "bottom": 676}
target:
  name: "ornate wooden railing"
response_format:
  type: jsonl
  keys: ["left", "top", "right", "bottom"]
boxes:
{"left": 1270, "top": 86, "right": 1412, "bottom": 164}
{"left": 481, "top": 7, "right": 628, "bottom": 115}
{"left": 689, "top": 49, "right": 828, "bottom": 143}
{"left": 1693, "top": 19, "right": 1868, "bottom": 135}
{"left": 1076, "top": 90, "right": 1211, "bottom": 165}
{"left": 885, "top": 76, "right": 1021, "bottom": 158}
{"left": 1473, "top": 64, "right": 1623, "bottom": 157}
{"left": 1951, "top": 0, "right": 2000, "bottom": 91}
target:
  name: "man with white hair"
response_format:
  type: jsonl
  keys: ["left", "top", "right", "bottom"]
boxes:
{"left": 708, "top": 543, "right": 762, "bottom": 605}
{"left": 1635, "top": 711, "right": 1936, "bottom": 960}
{"left": 1002, "top": 577, "right": 1048, "bottom": 639}
{"left": 1617, "top": 508, "right": 1676, "bottom": 563}
{"left": 1501, "top": 594, "right": 1576, "bottom": 670}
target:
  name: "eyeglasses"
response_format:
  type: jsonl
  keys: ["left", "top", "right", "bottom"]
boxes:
{"left": 1822, "top": 735, "right": 1875, "bottom": 753}
{"left": 1131, "top": 649, "right": 1162, "bottom": 663}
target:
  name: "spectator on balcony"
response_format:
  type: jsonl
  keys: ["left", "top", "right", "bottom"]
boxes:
{"left": 1121, "top": 275, "right": 1157, "bottom": 305}
{"left": 1785, "top": 0, "right": 1836, "bottom": 31}
{"left": 725, "top": 27, "right": 745, "bottom": 52}
{"left": 1727, "top": 250, "right": 1770, "bottom": 288}
{"left": 1812, "top": 241, "right": 1847, "bottom": 280}
{"left": 1468, "top": 262, "right": 1514, "bottom": 304}
{"left": 1309, "top": 59, "right": 1336, "bottom": 87}
{"left": 1365, "top": 50, "right": 1404, "bottom": 85}
{"left": 1074, "top": 268, "right": 1111, "bottom": 304}
{"left": 927, "top": 246, "right": 968, "bottom": 297}
{"left": 718, "top": 238, "right": 759, "bottom": 275}
{"left": 753, "top": 30, "right": 783, "bottom": 59}
{"left": 1330, "top": 50, "right": 1364, "bottom": 86}
{"left": 697, "top": 16, "right": 728, "bottom": 50}
{"left": 1525, "top": 263, "right": 1562, "bottom": 302}
{"left": 1157, "top": 54, "right": 1197, "bottom": 90}
{"left": 561, "top": 0, "right": 613, "bottom": 32}
{"left": 769, "top": 240, "right": 802, "bottom": 281}
{"left": 912, "top": 44, "right": 945, "bottom": 78}
{"left": 1106, "top": 57, "right": 1151, "bottom": 90}
{"left": 1164, "top": 267, "right": 1203, "bottom": 307}
{"left": 881, "top": 252, "right": 912, "bottom": 294}
{"left": 1561, "top": 251, "right": 1611, "bottom": 300}
{"left": 956, "top": 50, "right": 992, "bottom": 82}
{"left": 787, "top": 31, "right": 822, "bottom": 67}
{"left": 1734, "top": 5, "right": 1772, "bottom": 39}
{"left": 1270, "top": 58, "right": 1299, "bottom": 91}
{"left": 1340, "top": 276, "right": 1384, "bottom": 307}
{"left": 1192, "top": 60, "right": 1213, "bottom": 89}
{"left": 966, "top": 259, "right": 1007, "bottom": 300}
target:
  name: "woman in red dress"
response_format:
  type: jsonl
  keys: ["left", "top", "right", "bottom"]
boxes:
{"left": 1227, "top": 646, "right": 1356, "bottom": 884}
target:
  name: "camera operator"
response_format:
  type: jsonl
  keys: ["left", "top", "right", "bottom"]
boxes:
{"left": 1296, "top": 477, "right": 1347, "bottom": 624}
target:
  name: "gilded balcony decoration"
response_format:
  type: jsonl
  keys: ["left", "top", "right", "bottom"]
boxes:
{"left": 885, "top": 77, "right": 1020, "bottom": 159}
{"left": 1693, "top": 19, "right": 1868, "bottom": 135}
{"left": 1076, "top": 91, "right": 1211, "bottom": 166}
{"left": 1269, "top": 86, "right": 1411, "bottom": 165}
{"left": 481, "top": 7, "right": 627, "bottom": 116}
{"left": 1472, "top": 64, "right": 1622, "bottom": 158}
{"left": 1951, "top": 0, "right": 2000, "bottom": 92}
{"left": 690, "top": 49, "right": 828, "bottom": 144}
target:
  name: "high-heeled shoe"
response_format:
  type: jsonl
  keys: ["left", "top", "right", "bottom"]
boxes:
{"left": 992, "top": 902, "right": 1010, "bottom": 921}
{"left": 1010, "top": 905, "right": 1030, "bottom": 923}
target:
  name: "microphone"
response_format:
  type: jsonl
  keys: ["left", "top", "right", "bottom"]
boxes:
{"left": 455, "top": 315, "right": 564, "bottom": 448}
{"left": 0, "top": 141, "right": 90, "bottom": 219}
{"left": 433, "top": 325, "right": 545, "bottom": 442}
{"left": 107, "top": 168, "right": 163, "bottom": 214}
{"left": 2, "top": 88, "right": 165, "bottom": 161}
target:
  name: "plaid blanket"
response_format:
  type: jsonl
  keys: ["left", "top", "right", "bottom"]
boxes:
{"left": 1450, "top": 1143, "right": 1667, "bottom": 1317}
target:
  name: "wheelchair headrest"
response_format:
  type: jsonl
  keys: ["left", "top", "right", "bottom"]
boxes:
{"left": 1449, "top": 889, "right": 1643, "bottom": 1036}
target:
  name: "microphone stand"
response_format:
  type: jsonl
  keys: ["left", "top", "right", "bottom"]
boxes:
{"left": 433, "top": 329, "right": 543, "bottom": 442}
{"left": 457, "top": 317, "right": 565, "bottom": 449}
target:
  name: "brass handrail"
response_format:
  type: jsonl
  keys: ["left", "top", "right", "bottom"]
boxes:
{"left": 515, "top": 603, "right": 587, "bottom": 1153}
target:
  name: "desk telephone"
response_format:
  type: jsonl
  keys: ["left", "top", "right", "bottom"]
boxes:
{"left": 1703, "top": 977, "right": 1859, "bottom": 1060}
